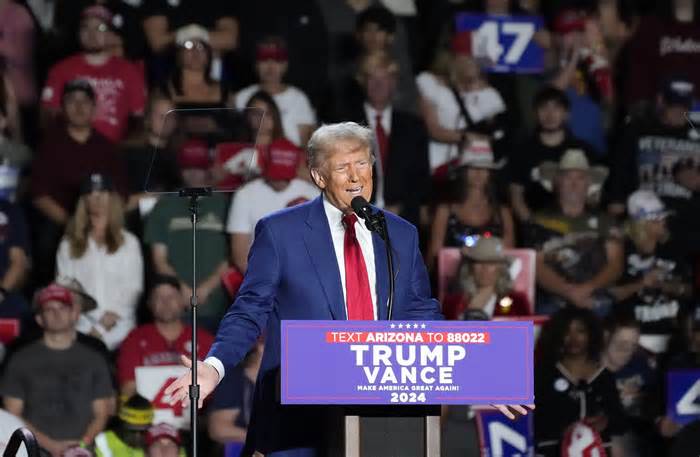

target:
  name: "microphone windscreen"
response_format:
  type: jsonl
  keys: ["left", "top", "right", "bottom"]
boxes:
{"left": 351, "top": 196, "right": 371, "bottom": 219}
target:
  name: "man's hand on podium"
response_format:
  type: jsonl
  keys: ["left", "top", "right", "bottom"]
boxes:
{"left": 492, "top": 404, "right": 535, "bottom": 420}
{"left": 165, "top": 355, "right": 220, "bottom": 409}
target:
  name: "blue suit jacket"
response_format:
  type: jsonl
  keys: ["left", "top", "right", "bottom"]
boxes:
{"left": 208, "top": 196, "right": 443, "bottom": 453}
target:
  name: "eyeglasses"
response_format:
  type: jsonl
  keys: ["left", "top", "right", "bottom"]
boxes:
{"left": 183, "top": 40, "right": 207, "bottom": 51}
{"left": 81, "top": 23, "right": 109, "bottom": 33}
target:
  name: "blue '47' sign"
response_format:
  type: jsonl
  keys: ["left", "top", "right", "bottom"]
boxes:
{"left": 455, "top": 13, "right": 545, "bottom": 74}
{"left": 667, "top": 370, "right": 700, "bottom": 425}
{"left": 475, "top": 407, "right": 534, "bottom": 456}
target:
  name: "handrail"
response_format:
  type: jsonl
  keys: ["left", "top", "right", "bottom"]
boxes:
{"left": 3, "top": 428, "right": 39, "bottom": 457}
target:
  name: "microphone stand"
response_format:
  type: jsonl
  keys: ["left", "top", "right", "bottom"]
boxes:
{"left": 178, "top": 186, "right": 212, "bottom": 457}
{"left": 359, "top": 210, "right": 395, "bottom": 321}
{"left": 376, "top": 213, "right": 395, "bottom": 321}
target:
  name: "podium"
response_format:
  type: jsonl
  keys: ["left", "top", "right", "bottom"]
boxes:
{"left": 343, "top": 406, "right": 440, "bottom": 457}
{"left": 281, "top": 320, "right": 534, "bottom": 456}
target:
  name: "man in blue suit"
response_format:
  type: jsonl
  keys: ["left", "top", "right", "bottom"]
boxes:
{"left": 167, "top": 122, "right": 531, "bottom": 456}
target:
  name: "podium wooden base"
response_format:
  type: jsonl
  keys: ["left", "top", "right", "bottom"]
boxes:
{"left": 343, "top": 407, "right": 440, "bottom": 457}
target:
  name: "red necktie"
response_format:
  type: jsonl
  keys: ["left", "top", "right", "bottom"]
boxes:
{"left": 374, "top": 114, "right": 389, "bottom": 173}
{"left": 342, "top": 213, "right": 374, "bottom": 320}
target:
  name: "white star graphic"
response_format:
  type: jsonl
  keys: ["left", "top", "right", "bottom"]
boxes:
{"left": 413, "top": 323, "right": 419, "bottom": 329}
{"left": 421, "top": 323, "right": 426, "bottom": 329}
{"left": 398, "top": 323, "right": 403, "bottom": 329}
{"left": 390, "top": 323, "right": 395, "bottom": 329}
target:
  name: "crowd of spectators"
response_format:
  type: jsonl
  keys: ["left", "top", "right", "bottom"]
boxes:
{"left": 0, "top": 0, "right": 696, "bottom": 456}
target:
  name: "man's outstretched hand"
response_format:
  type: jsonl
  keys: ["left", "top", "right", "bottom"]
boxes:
{"left": 492, "top": 404, "right": 535, "bottom": 420}
{"left": 164, "top": 355, "right": 220, "bottom": 409}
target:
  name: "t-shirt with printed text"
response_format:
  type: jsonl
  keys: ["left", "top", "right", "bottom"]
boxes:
{"left": 117, "top": 323, "right": 214, "bottom": 386}
{"left": 42, "top": 54, "right": 145, "bottom": 142}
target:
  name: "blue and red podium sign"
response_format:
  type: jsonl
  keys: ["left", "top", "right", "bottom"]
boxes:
{"left": 281, "top": 320, "right": 533, "bottom": 405}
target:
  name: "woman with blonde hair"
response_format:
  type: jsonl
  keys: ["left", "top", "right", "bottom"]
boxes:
{"left": 56, "top": 173, "right": 144, "bottom": 350}
{"left": 442, "top": 236, "right": 530, "bottom": 320}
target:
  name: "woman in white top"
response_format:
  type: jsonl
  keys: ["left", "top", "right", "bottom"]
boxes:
{"left": 416, "top": 30, "right": 507, "bottom": 172}
{"left": 56, "top": 173, "right": 144, "bottom": 350}
{"left": 234, "top": 36, "right": 317, "bottom": 147}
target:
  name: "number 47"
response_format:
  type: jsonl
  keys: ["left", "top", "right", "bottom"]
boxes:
{"left": 473, "top": 21, "right": 535, "bottom": 65}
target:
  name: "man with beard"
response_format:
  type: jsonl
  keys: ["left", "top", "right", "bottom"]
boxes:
{"left": 527, "top": 150, "right": 623, "bottom": 315}
{"left": 40, "top": 5, "right": 145, "bottom": 143}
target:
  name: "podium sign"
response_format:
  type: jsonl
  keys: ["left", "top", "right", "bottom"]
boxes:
{"left": 281, "top": 320, "right": 533, "bottom": 405}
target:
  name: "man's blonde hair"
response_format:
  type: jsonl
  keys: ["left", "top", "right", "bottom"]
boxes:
{"left": 356, "top": 51, "right": 399, "bottom": 85}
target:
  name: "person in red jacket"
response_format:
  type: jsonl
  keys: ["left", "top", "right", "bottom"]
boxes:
{"left": 117, "top": 275, "right": 214, "bottom": 398}
{"left": 443, "top": 235, "right": 531, "bottom": 320}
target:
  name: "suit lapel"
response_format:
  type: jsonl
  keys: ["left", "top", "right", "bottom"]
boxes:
{"left": 372, "top": 230, "right": 389, "bottom": 321}
{"left": 302, "top": 196, "right": 346, "bottom": 320}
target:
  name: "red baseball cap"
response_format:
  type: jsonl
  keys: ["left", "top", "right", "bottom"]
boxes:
{"left": 178, "top": 139, "right": 211, "bottom": 170}
{"left": 553, "top": 9, "right": 586, "bottom": 35}
{"left": 451, "top": 31, "right": 473, "bottom": 57}
{"left": 256, "top": 42, "right": 288, "bottom": 62}
{"left": 34, "top": 284, "right": 73, "bottom": 311}
{"left": 261, "top": 140, "right": 301, "bottom": 181}
{"left": 146, "top": 423, "right": 181, "bottom": 447}
{"left": 81, "top": 5, "right": 113, "bottom": 24}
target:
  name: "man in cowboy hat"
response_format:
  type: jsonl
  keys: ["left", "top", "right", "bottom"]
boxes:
{"left": 527, "top": 149, "right": 623, "bottom": 315}
{"left": 1, "top": 283, "right": 113, "bottom": 457}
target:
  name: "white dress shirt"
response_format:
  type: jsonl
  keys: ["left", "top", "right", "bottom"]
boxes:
{"left": 322, "top": 195, "right": 378, "bottom": 319}
{"left": 364, "top": 103, "right": 392, "bottom": 209}
{"left": 205, "top": 194, "right": 379, "bottom": 382}
{"left": 364, "top": 103, "right": 392, "bottom": 135}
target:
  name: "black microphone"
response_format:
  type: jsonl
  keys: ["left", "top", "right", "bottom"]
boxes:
{"left": 351, "top": 196, "right": 373, "bottom": 220}
{"left": 351, "top": 196, "right": 384, "bottom": 235}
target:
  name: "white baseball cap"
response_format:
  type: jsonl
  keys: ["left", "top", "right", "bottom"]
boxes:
{"left": 175, "top": 24, "right": 210, "bottom": 47}
{"left": 627, "top": 190, "right": 672, "bottom": 220}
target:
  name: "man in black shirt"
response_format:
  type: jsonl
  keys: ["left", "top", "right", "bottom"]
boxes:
{"left": 608, "top": 78, "right": 700, "bottom": 215}
{"left": 509, "top": 86, "right": 597, "bottom": 221}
